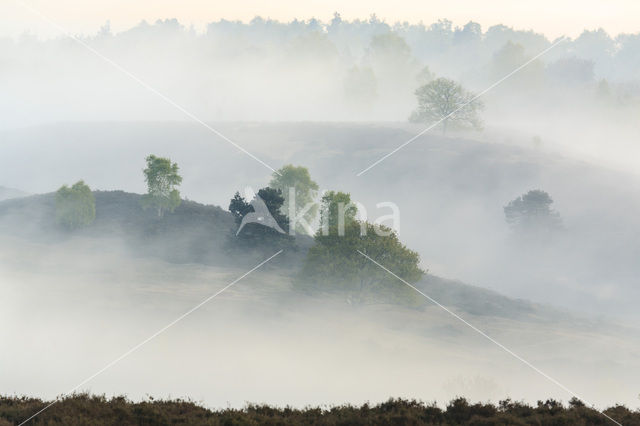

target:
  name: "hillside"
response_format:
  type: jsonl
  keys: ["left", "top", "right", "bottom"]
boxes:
{"left": 2, "top": 122, "right": 640, "bottom": 317}
{"left": 1, "top": 187, "right": 639, "bottom": 410}
{"left": 0, "top": 186, "right": 27, "bottom": 202}
{"left": 2, "top": 123, "right": 640, "bottom": 412}
{"left": 0, "top": 190, "right": 313, "bottom": 267}
{"left": 0, "top": 188, "right": 584, "bottom": 324}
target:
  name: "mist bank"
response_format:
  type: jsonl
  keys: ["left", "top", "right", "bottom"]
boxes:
{"left": 2, "top": 18, "right": 640, "bottom": 171}
{"left": 1, "top": 233, "right": 639, "bottom": 411}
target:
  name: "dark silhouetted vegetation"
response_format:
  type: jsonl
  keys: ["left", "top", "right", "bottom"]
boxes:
{"left": 228, "top": 187, "right": 294, "bottom": 253}
{"left": 2, "top": 394, "right": 637, "bottom": 425}
{"left": 504, "top": 189, "right": 562, "bottom": 234}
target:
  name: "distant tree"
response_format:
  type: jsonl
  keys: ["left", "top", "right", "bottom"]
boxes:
{"left": 369, "top": 32, "right": 412, "bottom": 64}
{"left": 452, "top": 21, "right": 482, "bottom": 45}
{"left": 228, "top": 187, "right": 292, "bottom": 249}
{"left": 546, "top": 57, "right": 595, "bottom": 87}
{"left": 410, "top": 78, "right": 483, "bottom": 134}
{"left": 344, "top": 65, "right": 378, "bottom": 106}
{"left": 490, "top": 41, "right": 545, "bottom": 90}
{"left": 269, "top": 165, "right": 319, "bottom": 235}
{"left": 367, "top": 32, "right": 419, "bottom": 101}
{"left": 504, "top": 190, "right": 562, "bottom": 233}
{"left": 55, "top": 180, "right": 95, "bottom": 230}
{"left": 142, "top": 155, "right": 182, "bottom": 217}
{"left": 298, "top": 220, "right": 424, "bottom": 306}
{"left": 416, "top": 66, "right": 435, "bottom": 86}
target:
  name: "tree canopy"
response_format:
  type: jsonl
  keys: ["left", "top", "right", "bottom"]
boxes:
{"left": 228, "top": 187, "right": 292, "bottom": 250}
{"left": 504, "top": 189, "right": 562, "bottom": 233}
{"left": 269, "top": 165, "right": 319, "bottom": 235}
{"left": 299, "top": 220, "right": 424, "bottom": 306}
{"left": 55, "top": 180, "right": 95, "bottom": 230}
{"left": 410, "top": 77, "right": 484, "bottom": 134}
{"left": 318, "top": 190, "right": 359, "bottom": 233}
{"left": 142, "top": 155, "right": 182, "bottom": 217}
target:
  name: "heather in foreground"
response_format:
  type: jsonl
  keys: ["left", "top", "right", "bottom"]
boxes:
{"left": 1, "top": 394, "right": 638, "bottom": 425}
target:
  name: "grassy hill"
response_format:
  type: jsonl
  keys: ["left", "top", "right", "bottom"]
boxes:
{"left": 0, "top": 190, "right": 313, "bottom": 267}
{"left": 3, "top": 121, "right": 640, "bottom": 317}
{"left": 0, "top": 187, "right": 621, "bottom": 329}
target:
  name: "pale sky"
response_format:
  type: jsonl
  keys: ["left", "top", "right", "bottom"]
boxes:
{"left": 2, "top": 0, "right": 640, "bottom": 39}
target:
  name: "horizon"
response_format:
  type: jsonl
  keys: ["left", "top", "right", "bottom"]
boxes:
{"left": 3, "top": 0, "right": 640, "bottom": 40}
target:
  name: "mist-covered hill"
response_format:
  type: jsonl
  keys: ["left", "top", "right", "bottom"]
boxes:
{"left": 0, "top": 186, "right": 27, "bottom": 202}
{"left": 0, "top": 185, "right": 624, "bottom": 329}
{"left": 2, "top": 121, "right": 639, "bottom": 318}
{"left": 1, "top": 178, "right": 639, "bottom": 411}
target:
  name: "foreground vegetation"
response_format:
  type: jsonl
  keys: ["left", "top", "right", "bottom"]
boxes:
{"left": 1, "top": 394, "right": 637, "bottom": 425}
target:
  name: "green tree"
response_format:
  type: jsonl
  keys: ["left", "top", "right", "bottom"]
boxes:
{"left": 504, "top": 190, "right": 562, "bottom": 233}
{"left": 142, "top": 155, "right": 182, "bottom": 217}
{"left": 410, "top": 77, "right": 483, "bottom": 134}
{"left": 299, "top": 221, "right": 424, "bottom": 306}
{"left": 318, "top": 190, "right": 358, "bottom": 233}
{"left": 269, "top": 165, "right": 319, "bottom": 235}
{"left": 55, "top": 180, "right": 95, "bottom": 230}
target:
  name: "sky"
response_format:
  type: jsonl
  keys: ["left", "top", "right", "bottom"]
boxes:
{"left": 2, "top": 0, "right": 640, "bottom": 40}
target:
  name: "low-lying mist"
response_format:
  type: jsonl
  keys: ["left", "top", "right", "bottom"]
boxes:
{"left": 1, "top": 235, "right": 638, "bottom": 410}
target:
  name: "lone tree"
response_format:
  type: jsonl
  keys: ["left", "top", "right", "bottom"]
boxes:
{"left": 55, "top": 180, "right": 95, "bottom": 230}
{"left": 269, "top": 165, "right": 319, "bottom": 235}
{"left": 504, "top": 190, "right": 562, "bottom": 233}
{"left": 410, "top": 77, "right": 483, "bottom": 134}
{"left": 142, "top": 155, "right": 182, "bottom": 217}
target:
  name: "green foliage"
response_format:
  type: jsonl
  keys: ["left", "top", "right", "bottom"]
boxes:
{"left": 299, "top": 220, "right": 424, "bottom": 306}
{"left": 141, "top": 155, "right": 182, "bottom": 217}
{"left": 55, "top": 180, "right": 95, "bottom": 230}
{"left": 504, "top": 189, "right": 562, "bottom": 233}
{"left": 410, "top": 77, "right": 484, "bottom": 134}
{"left": 269, "top": 165, "right": 319, "bottom": 235}
{"left": 318, "top": 190, "right": 358, "bottom": 231}
{"left": 369, "top": 32, "right": 412, "bottom": 64}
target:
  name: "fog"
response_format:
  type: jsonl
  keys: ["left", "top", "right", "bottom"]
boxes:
{"left": 1, "top": 15, "right": 640, "bottom": 418}
{"left": 2, "top": 235, "right": 639, "bottom": 411}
